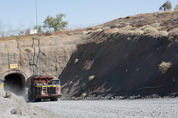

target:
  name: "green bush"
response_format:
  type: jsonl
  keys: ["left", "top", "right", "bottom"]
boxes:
{"left": 167, "top": 28, "right": 178, "bottom": 42}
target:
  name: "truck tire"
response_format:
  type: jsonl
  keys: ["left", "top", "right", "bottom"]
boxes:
{"left": 28, "top": 88, "right": 32, "bottom": 102}
{"left": 35, "top": 98, "right": 41, "bottom": 102}
{"left": 50, "top": 98, "right": 58, "bottom": 101}
{"left": 32, "top": 87, "right": 36, "bottom": 102}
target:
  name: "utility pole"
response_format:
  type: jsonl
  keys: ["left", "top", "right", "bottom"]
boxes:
{"left": 36, "top": 0, "right": 38, "bottom": 27}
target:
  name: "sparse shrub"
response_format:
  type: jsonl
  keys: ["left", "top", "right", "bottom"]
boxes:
{"left": 74, "top": 58, "right": 79, "bottom": 64}
{"left": 129, "top": 27, "right": 137, "bottom": 30}
{"left": 110, "top": 28, "right": 119, "bottom": 34}
{"left": 115, "top": 23, "right": 121, "bottom": 27}
{"left": 87, "top": 30, "right": 93, "bottom": 34}
{"left": 127, "top": 37, "right": 131, "bottom": 41}
{"left": 127, "top": 29, "right": 143, "bottom": 36}
{"left": 157, "top": 31, "right": 168, "bottom": 38}
{"left": 10, "top": 40, "right": 16, "bottom": 43}
{"left": 15, "top": 36, "right": 20, "bottom": 40}
{"left": 123, "top": 25, "right": 132, "bottom": 30}
{"left": 81, "top": 93, "right": 87, "bottom": 97}
{"left": 67, "top": 32, "right": 74, "bottom": 36}
{"left": 110, "top": 24, "right": 120, "bottom": 28}
{"left": 119, "top": 22, "right": 130, "bottom": 26}
{"left": 167, "top": 28, "right": 178, "bottom": 42}
{"left": 94, "top": 29, "right": 103, "bottom": 32}
{"left": 88, "top": 75, "right": 95, "bottom": 81}
{"left": 143, "top": 27, "right": 158, "bottom": 34}
{"left": 140, "top": 25, "right": 151, "bottom": 30}
{"left": 95, "top": 26, "right": 102, "bottom": 29}
{"left": 87, "top": 27, "right": 93, "bottom": 30}
{"left": 44, "top": 31, "right": 52, "bottom": 36}
{"left": 151, "top": 23, "right": 161, "bottom": 30}
{"left": 31, "top": 36, "right": 39, "bottom": 40}
{"left": 109, "top": 24, "right": 116, "bottom": 28}
{"left": 159, "top": 61, "right": 172, "bottom": 74}
{"left": 103, "top": 27, "right": 111, "bottom": 31}
{"left": 74, "top": 28, "right": 80, "bottom": 31}
{"left": 61, "top": 29, "right": 68, "bottom": 31}
{"left": 82, "top": 31, "right": 88, "bottom": 35}
{"left": 25, "top": 47, "right": 32, "bottom": 52}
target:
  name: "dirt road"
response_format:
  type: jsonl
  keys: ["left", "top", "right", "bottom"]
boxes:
{"left": 30, "top": 98, "right": 178, "bottom": 118}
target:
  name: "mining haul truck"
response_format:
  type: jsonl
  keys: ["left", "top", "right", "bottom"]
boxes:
{"left": 27, "top": 75, "right": 61, "bottom": 102}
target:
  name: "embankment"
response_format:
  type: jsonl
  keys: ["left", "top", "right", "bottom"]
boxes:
{"left": 59, "top": 30, "right": 178, "bottom": 99}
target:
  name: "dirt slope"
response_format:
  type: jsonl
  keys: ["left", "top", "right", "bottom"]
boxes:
{"left": 59, "top": 30, "right": 178, "bottom": 99}
{"left": 0, "top": 89, "right": 64, "bottom": 118}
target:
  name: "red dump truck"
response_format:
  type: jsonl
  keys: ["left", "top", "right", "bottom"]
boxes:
{"left": 27, "top": 75, "right": 61, "bottom": 102}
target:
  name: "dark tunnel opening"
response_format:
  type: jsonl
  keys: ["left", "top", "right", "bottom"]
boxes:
{"left": 4, "top": 73, "right": 25, "bottom": 95}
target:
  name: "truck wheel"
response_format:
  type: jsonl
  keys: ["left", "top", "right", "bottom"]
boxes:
{"left": 32, "top": 87, "right": 36, "bottom": 102}
{"left": 50, "top": 98, "right": 58, "bottom": 101}
{"left": 35, "top": 99, "right": 41, "bottom": 102}
{"left": 28, "top": 89, "right": 32, "bottom": 102}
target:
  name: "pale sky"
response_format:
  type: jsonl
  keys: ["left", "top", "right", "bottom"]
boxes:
{"left": 0, "top": 0, "right": 178, "bottom": 36}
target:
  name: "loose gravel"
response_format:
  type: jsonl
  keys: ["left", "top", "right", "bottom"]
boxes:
{"left": 31, "top": 98, "right": 178, "bottom": 118}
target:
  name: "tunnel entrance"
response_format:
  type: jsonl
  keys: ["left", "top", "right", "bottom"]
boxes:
{"left": 4, "top": 73, "right": 25, "bottom": 95}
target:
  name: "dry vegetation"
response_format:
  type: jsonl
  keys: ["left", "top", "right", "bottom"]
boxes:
{"left": 159, "top": 61, "right": 172, "bottom": 74}
{"left": 168, "top": 28, "right": 178, "bottom": 42}
{"left": 1, "top": 10, "right": 178, "bottom": 42}
{"left": 157, "top": 31, "right": 168, "bottom": 38}
{"left": 127, "top": 29, "right": 143, "bottom": 36}
{"left": 143, "top": 27, "right": 158, "bottom": 34}
{"left": 88, "top": 75, "right": 95, "bottom": 81}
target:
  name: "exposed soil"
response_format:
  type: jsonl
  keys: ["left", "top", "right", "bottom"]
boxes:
{"left": 0, "top": 89, "right": 64, "bottom": 118}
{"left": 59, "top": 30, "right": 178, "bottom": 99}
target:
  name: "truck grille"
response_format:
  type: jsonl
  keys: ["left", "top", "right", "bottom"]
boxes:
{"left": 47, "top": 87, "right": 56, "bottom": 94}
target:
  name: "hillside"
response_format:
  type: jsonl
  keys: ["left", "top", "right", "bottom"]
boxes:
{"left": 59, "top": 27, "right": 178, "bottom": 99}
{"left": 0, "top": 11, "right": 178, "bottom": 99}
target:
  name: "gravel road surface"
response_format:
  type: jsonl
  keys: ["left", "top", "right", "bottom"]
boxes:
{"left": 30, "top": 98, "right": 178, "bottom": 118}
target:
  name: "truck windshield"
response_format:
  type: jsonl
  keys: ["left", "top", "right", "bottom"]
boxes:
{"left": 48, "top": 80, "right": 60, "bottom": 85}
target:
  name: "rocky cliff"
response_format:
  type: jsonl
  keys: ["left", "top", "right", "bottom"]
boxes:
{"left": 59, "top": 30, "right": 178, "bottom": 98}
{"left": 0, "top": 34, "right": 88, "bottom": 94}
{"left": 1, "top": 28, "right": 178, "bottom": 99}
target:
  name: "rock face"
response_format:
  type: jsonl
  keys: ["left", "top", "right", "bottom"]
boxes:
{"left": 59, "top": 31, "right": 178, "bottom": 98}
{"left": 1, "top": 31, "right": 178, "bottom": 99}
{"left": 0, "top": 34, "right": 88, "bottom": 94}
